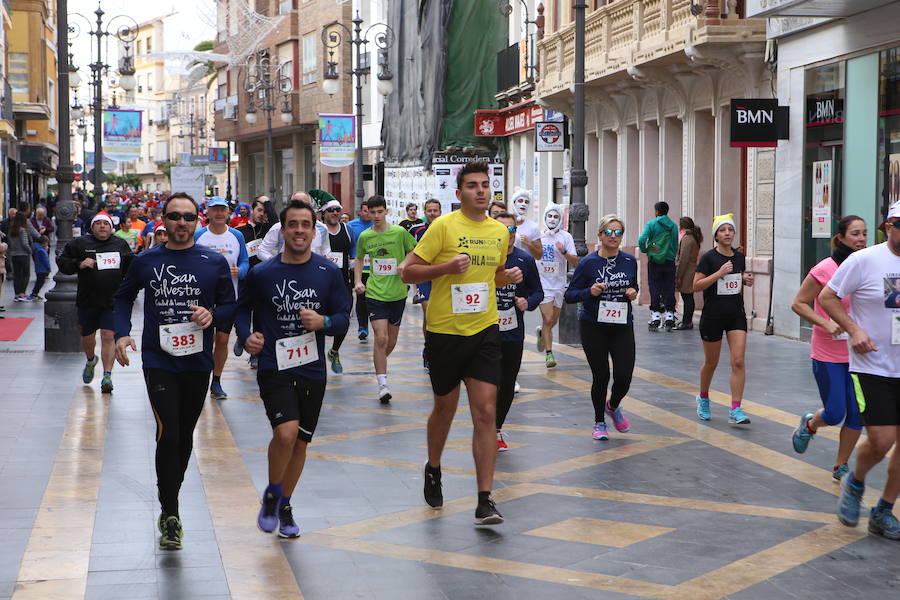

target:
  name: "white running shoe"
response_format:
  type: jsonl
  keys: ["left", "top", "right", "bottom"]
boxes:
{"left": 378, "top": 385, "right": 392, "bottom": 405}
{"left": 514, "top": 381, "right": 521, "bottom": 394}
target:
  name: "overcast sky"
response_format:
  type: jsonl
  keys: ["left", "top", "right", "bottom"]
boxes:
{"left": 67, "top": 0, "right": 216, "bottom": 78}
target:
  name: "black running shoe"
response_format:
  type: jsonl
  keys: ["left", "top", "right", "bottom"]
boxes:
{"left": 159, "top": 515, "right": 183, "bottom": 550}
{"left": 664, "top": 319, "right": 675, "bottom": 332}
{"left": 474, "top": 497, "right": 504, "bottom": 526}
{"left": 423, "top": 463, "right": 443, "bottom": 508}
{"left": 648, "top": 320, "right": 661, "bottom": 332}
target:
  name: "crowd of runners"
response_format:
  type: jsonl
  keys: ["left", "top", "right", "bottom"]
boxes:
{"left": 52, "top": 160, "right": 900, "bottom": 550}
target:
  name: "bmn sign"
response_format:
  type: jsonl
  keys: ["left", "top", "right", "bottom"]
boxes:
{"left": 730, "top": 99, "right": 789, "bottom": 148}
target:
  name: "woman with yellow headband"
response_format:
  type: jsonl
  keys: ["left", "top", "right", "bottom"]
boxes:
{"left": 693, "top": 214, "right": 754, "bottom": 424}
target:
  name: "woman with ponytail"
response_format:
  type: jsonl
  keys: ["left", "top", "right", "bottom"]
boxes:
{"left": 674, "top": 217, "right": 703, "bottom": 330}
{"left": 790, "top": 215, "right": 868, "bottom": 481}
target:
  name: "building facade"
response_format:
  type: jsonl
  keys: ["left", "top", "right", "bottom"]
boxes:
{"left": 749, "top": 0, "right": 900, "bottom": 339}
{"left": 214, "top": 0, "right": 354, "bottom": 209}
{"left": 536, "top": 0, "right": 773, "bottom": 328}
{"left": 9, "top": 0, "right": 58, "bottom": 208}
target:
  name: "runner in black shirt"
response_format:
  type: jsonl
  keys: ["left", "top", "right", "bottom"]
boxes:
{"left": 693, "top": 214, "right": 753, "bottom": 425}
{"left": 236, "top": 195, "right": 279, "bottom": 268}
{"left": 320, "top": 199, "right": 353, "bottom": 373}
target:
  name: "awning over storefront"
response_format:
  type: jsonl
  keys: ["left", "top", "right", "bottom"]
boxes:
{"left": 746, "top": 0, "right": 896, "bottom": 18}
{"left": 473, "top": 102, "right": 564, "bottom": 137}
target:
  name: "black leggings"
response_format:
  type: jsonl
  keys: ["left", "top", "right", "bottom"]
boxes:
{"left": 496, "top": 341, "right": 524, "bottom": 430}
{"left": 11, "top": 255, "right": 30, "bottom": 295}
{"left": 356, "top": 272, "right": 370, "bottom": 331}
{"left": 331, "top": 283, "right": 353, "bottom": 352}
{"left": 681, "top": 292, "right": 695, "bottom": 325}
{"left": 143, "top": 368, "right": 211, "bottom": 516}
{"left": 580, "top": 321, "right": 635, "bottom": 422}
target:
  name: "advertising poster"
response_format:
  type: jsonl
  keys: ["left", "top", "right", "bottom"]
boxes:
{"left": 889, "top": 153, "right": 900, "bottom": 206}
{"left": 102, "top": 110, "right": 142, "bottom": 160}
{"left": 811, "top": 159, "right": 832, "bottom": 239}
{"left": 318, "top": 114, "right": 356, "bottom": 168}
{"left": 170, "top": 166, "right": 206, "bottom": 203}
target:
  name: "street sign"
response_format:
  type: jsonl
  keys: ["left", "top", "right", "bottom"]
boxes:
{"left": 73, "top": 163, "right": 83, "bottom": 174}
{"left": 535, "top": 121, "right": 565, "bottom": 152}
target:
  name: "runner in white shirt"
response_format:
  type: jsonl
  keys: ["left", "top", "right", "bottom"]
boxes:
{"left": 535, "top": 203, "right": 578, "bottom": 368}
{"left": 258, "top": 191, "right": 328, "bottom": 261}
{"left": 194, "top": 197, "right": 249, "bottom": 400}
{"left": 509, "top": 188, "right": 543, "bottom": 260}
{"left": 821, "top": 201, "right": 900, "bottom": 540}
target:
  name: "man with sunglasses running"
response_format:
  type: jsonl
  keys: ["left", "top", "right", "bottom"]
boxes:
{"left": 401, "top": 160, "right": 521, "bottom": 525}
{"left": 821, "top": 202, "right": 900, "bottom": 539}
{"left": 320, "top": 199, "right": 354, "bottom": 373}
{"left": 114, "top": 193, "right": 235, "bottom": 550}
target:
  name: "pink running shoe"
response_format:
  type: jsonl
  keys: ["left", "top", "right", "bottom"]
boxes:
{"left": 605, "top": 402, "right": 631, "bottom": 432}
{"left": 592, "top": 422, "right": 608, "bottom": 440}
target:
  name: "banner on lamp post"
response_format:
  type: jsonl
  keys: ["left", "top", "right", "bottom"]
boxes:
{"left": 318, "top": 113, "right": 356, "bottom": 168}
{"left": 102, "top": 110, "right": 142, "bottom": 160}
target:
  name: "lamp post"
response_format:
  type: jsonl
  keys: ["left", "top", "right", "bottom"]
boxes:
{"left": 243, "top": 50, "right": 293, "bottom": 208}
{"left": 71, "top": 5, "right": 138, "bottom": 195}
{"left": 43, "top": 1, "right": 82, "bottom": 351}
{"left": 321, "top": 13, "right": 394, "bottom": 213}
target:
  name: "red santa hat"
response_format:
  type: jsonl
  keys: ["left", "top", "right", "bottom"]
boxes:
{"left": 91, "top": 212, "right": 114, "bottom": 228}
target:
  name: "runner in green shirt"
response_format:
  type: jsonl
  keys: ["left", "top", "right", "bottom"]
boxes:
{"left": 354, "top": 196, "right": 417, "bottom": 403}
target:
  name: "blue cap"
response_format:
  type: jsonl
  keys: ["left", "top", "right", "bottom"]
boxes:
{"left": 207, "top": 196, "right": 228, "bottom": 208}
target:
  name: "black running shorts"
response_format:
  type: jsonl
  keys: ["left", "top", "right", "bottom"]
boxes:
{"left": 78, "top": 306, "right": 115, "bottom": 336}
{"left": 699, "top": 313, "right": 747, "bottom": 343}
{"left": 851, "top": 372, "right": 900, "bottom": 427}
{"left": 256, "top": 370, "right": 327, "bottom": 442}
{"left": 425, "top": 324, "right": 502, "bottom": 396}
{"left": 366, "top": 298, "right": 406, "bottom": 326}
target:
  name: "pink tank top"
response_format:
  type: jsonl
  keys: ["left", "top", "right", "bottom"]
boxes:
{"left": 808, "top": 257, "right": 850, "bottom": 364}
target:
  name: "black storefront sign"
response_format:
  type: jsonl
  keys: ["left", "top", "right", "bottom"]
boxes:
{"left": 805, "top": 95, "right": 844, "bottom": 127}
{"left": 730, "top": 99, "right": 789, "bottom": 148}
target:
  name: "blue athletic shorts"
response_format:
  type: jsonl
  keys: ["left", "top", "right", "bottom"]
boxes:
{"left": 417, "top": 281, "right": 432, "bottom": 302}
{"left": 367, "top": 298, "right": 406, "bottom": 326}
{"left": 811, "top": 359, "right": 862, "bottom": 431}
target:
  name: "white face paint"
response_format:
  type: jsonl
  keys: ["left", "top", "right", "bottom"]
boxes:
{"left": 513, "top": 195, "right": 530, "bottom": 218}
{"left": 545, "top": 210, "right": 561, "bottom": 231}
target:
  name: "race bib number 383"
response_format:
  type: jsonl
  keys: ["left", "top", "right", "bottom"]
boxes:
{"left": 451, "top": 282, "right": 489, "bottom": 314}
{"left": 160, "top": 322, "right": 203, "bottom": 356}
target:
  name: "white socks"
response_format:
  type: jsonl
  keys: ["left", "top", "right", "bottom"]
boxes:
{"left": 376, "top": 374, "right": 388, "bottom": 387}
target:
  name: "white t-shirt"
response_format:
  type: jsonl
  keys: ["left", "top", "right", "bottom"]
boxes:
{"left": 538, "top": 230, "right": 576, "bottom": 290}
{"left": 514, "top": 218, "right": 541, "bottom": 254}
{"left": 257, "top": 221, "right": 328, "bottom": 261}
{"left": 195, "top": 227, "right": 245, "bottom": 295}
{"left": 828, "top": 242, "right": 900, "bottom": 377}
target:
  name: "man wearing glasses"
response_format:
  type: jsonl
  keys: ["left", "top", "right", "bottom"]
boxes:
{"left": 821, "top": 201, "right": 900, "bottom": 540}
{"left": 114, "top": 192, "right": 236, "bottom": 551}
{"left": 320, "top": 198, "right": 354, "bottom": 373}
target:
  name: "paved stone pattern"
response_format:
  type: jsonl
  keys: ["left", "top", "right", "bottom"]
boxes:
{"left": 1, "top": 286, "right": 899, "bottom": 599}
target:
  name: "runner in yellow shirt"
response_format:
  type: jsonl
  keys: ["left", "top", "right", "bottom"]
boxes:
{"left": 401, "top": 160, "right": 522, "bottom": 526}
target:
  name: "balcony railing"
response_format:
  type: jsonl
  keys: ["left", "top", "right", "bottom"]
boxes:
{"left": 538, "top": 0, "right": 765, "bottom": 96}
{"left": 497, "top": 43, "right": 521, "bottom": 93}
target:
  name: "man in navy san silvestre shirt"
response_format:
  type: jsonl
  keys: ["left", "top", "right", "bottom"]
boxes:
{"left": 114, "top": 192, "right": 235, "bottom": 551}
{"left": 235, "top": 199, "right": 350, "bottom": 539}
{"left": 493, "top": 212, "right": 543, "bottom": 451}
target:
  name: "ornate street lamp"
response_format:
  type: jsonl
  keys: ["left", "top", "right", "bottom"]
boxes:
{"left": 243, "top": 49, "right": 293, "bottom": 207}
{"left": 321, "top": 13, "right": 394, "bottom": 213}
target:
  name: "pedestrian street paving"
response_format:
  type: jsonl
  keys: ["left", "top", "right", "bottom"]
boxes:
{"left": 2, "top": 295, "right": 900, "bottom": 599}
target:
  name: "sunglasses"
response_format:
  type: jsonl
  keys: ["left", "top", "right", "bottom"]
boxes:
{"left": 506, "top": 225, "right": 518, "bottom": 233}
{"left": 601, "top": 228, "right": 624, "bottom": 237}
{"left": 890, "top": 220, "right": 900, "bottom": 229}
{"left": 324, "top": 207, "right": 341, "bottom": 213}
{"left": 165, "top": 211, "right": 198, "bottom": 222}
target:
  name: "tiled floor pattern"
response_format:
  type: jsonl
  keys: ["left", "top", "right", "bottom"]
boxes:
{"left": 2, "top": 294, "right": 899, "bottom": 599}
